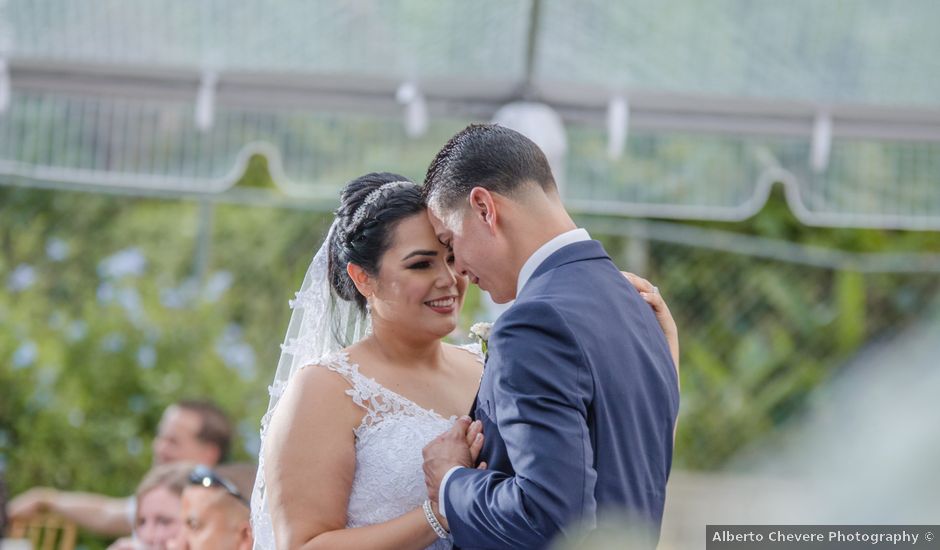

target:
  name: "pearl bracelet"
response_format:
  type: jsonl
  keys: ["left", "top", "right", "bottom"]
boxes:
{"left": 422, "top": 499, "right": 449, "bottom": 540}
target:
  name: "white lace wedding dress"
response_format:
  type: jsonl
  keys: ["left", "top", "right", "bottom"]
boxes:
{"left": 253, "top": 344, "right": 482, "bottom": 550}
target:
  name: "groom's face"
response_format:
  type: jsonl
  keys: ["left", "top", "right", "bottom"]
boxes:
{"left": 427, "top": 203, "right": 515, "bottom": 304}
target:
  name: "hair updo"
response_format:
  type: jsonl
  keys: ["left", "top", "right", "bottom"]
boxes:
{"left": 328, "top": 172, "right": 425, "bottom": 312}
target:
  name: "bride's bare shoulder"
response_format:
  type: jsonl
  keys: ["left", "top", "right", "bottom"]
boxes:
{"left": 443, "top": 342, "right": 485, "bottom": 374}
{"left": 292, "top": 358, "right": 352, "bottom": 390}
{"left": 274, "top": 354, "right": 361, "bottom": 421}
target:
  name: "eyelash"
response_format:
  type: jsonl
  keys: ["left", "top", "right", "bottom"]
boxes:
{"left": 407, "top": 256, "right": 455, "bottom": 270}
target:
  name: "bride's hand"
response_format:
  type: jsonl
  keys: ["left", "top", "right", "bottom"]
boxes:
{"left": 622, "top": 272, "right": 680, "bottom": 382}
{"left": 466, "top": 419, "right": 487, "bottom": 469}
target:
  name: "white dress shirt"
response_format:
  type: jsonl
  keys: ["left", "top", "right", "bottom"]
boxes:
{"left": 438, "top": 228, "right": 591, "bottom": 520}
{"left": 515, "top": 228, "right": 591, "bottom": 297}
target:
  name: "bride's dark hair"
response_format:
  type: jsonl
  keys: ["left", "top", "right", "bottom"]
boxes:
{"left": 327, "top": 172, "right": 424, "bottom": 313}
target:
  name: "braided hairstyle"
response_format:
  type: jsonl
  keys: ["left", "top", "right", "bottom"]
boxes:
{"left": 328, "top": 173, "right": 424, "bottom": 313}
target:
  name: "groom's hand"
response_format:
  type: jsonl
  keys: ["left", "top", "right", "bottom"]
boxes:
{"left": 422, "top": 416, "right": 484, "bottom": 503}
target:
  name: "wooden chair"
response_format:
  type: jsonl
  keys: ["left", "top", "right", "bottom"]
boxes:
{"left": 6, "top": 513, "right": 77, "bottom": 550}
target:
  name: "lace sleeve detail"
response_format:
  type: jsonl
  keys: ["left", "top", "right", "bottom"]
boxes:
{"left": 458, "top": 342, "right": 485, "bottom": 364}
{"left": 307, "top": 352, "right": 434, "bottom": 433}
{"left": 304, "top": 352, "right": 375, "bottom": 414}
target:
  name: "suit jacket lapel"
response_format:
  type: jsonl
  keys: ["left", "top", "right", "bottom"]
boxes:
{"left": 469, "top": 393, "right": 479, "bottom": 420}
{"left": 470, "top": 241, "right": 607, "bottom": 419}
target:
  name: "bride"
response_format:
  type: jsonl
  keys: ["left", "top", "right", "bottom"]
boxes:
{"left": 250, "top": 173, "right": 678, "bottom": 549}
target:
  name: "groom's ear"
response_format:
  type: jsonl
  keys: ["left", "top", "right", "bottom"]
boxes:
{"left": 347, "top": 262, "right": 374, "bottom": 298}
{"left": 468, "top": 187, "right": 498, "bottom": 231}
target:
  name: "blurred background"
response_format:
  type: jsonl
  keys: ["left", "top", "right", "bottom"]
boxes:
{"left": 1, "top": 1, "right": 938, "bottom": 548}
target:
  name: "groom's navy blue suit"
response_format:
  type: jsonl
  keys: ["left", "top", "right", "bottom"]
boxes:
{"left": 443, "top": 240, "right": 680, "bottom": 549}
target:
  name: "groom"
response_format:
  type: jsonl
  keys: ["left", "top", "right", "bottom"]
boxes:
{"left": 421, "top": 124, "right": 680, "bottom": 549}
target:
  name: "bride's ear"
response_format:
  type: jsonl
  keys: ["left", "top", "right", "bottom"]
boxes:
{"left": 347, "top": 262, "right": 375, "bottom": 299}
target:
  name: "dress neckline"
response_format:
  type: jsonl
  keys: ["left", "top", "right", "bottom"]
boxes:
{"left": 333, "top": 349, "right": 467, "bottom": 423}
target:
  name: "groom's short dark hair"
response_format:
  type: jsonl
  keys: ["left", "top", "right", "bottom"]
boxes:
{"left": 422, "top": 124, "right": 557, "bottom": 211}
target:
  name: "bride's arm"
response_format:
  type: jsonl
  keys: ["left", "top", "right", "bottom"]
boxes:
{"left": 264, "top": 365, "right": 441, "bottom": 550}
{"left": 622, "top": 271, "right": 680, "bottom": 380}
{"left": 622, "top": 271, "right": 681, "bottom": 442}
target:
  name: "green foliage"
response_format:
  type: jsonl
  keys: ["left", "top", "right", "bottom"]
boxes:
{"left": 2, "top": 171, "right": 938, "bottom": 548}
{"left": 635, "top": 188, "right": 940, "bottom": 469}
{"left": 834, "top": 270, "right": 866, "bottom": 353}
{"left": 0, "top": 181, "right": 335, "bottom": 548}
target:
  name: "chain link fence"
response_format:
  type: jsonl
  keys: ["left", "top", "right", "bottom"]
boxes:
{"left": 579, "top": 217, "right": 940, "bottom": 470}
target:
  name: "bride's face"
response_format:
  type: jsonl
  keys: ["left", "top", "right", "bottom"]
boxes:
{"left": 368, "top": 212, "right": 467, "bottom": 339}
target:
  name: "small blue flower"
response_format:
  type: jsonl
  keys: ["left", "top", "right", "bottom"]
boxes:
{"left": 137, "top": 345, "right": 156, "bottom": 369}
{"left": 66, "top": 320, "right": 88, "bottom": 342}
{"left": 127, "top": 437, "right": 143, "bottom": 456}
{"left": 98, "top": 248, "right": 146, "bottom": 279}
{"left": 30, "top": 388, "right": 53, "bottom": 408}
{"left": 7, "top": 264, "right": 36, "bottom": 292}
{"left": 12, "top": 341, "right": 38, "bottom": 369}
{"left": 204, "top": 271, "right": 234, "bottom": 303}
{"left": 160, "top": 277, "right": 199, "bottom": 309}
{"left": 101, "top": 333, "right": 126, "bottom": 353}
{"left": 117, "top": 287, "right": 146, "bottom": 326}
{"left": 68, "top": 409, "right": 85, "bottom": 428}
{"left": 216, "top": 324, "right": 257, "bottom": 380}
{"left": 97, "top": 282, "right": 116, "bottom": 303}
{"left": 46, "top": 238, "right": 70, "bottom": 261}
{"left": 128, "top": 395, "right": 148, "bottom": 414}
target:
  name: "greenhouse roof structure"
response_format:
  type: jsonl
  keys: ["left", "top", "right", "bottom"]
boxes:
{"left": 2, "top": 0, "right": 939, "bottom": 229}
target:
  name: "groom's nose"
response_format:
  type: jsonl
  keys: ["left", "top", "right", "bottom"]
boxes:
{"left": 452, "top": 255, "right": 469, "bottom": 277}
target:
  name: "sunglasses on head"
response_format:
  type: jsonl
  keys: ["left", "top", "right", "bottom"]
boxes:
{"left": 188, "top": 465, "right": 250, "bottom": 507}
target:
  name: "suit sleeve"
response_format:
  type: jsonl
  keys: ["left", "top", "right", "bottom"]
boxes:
{"left": 443, "top": 301, "right": 597, "bottom": 548}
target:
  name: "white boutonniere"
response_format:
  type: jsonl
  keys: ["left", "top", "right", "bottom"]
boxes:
{"left": 469, "top": 322, "right": 492, "bottom": 357}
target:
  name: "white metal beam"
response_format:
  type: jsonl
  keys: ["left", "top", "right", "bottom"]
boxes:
{"left": 9, "top": 59, "right": 940, "bottom": 142}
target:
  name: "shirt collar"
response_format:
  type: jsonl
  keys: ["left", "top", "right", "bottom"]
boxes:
{"left": 516, "top": 228, "right": 591, "bottom": 296}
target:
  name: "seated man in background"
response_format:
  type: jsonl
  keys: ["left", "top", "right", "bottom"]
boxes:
{"left": 6, "top": 400, "right": 232, "bottom": 537}
{"left": 172, "top": 464, "right": 256, "bottom": 550}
